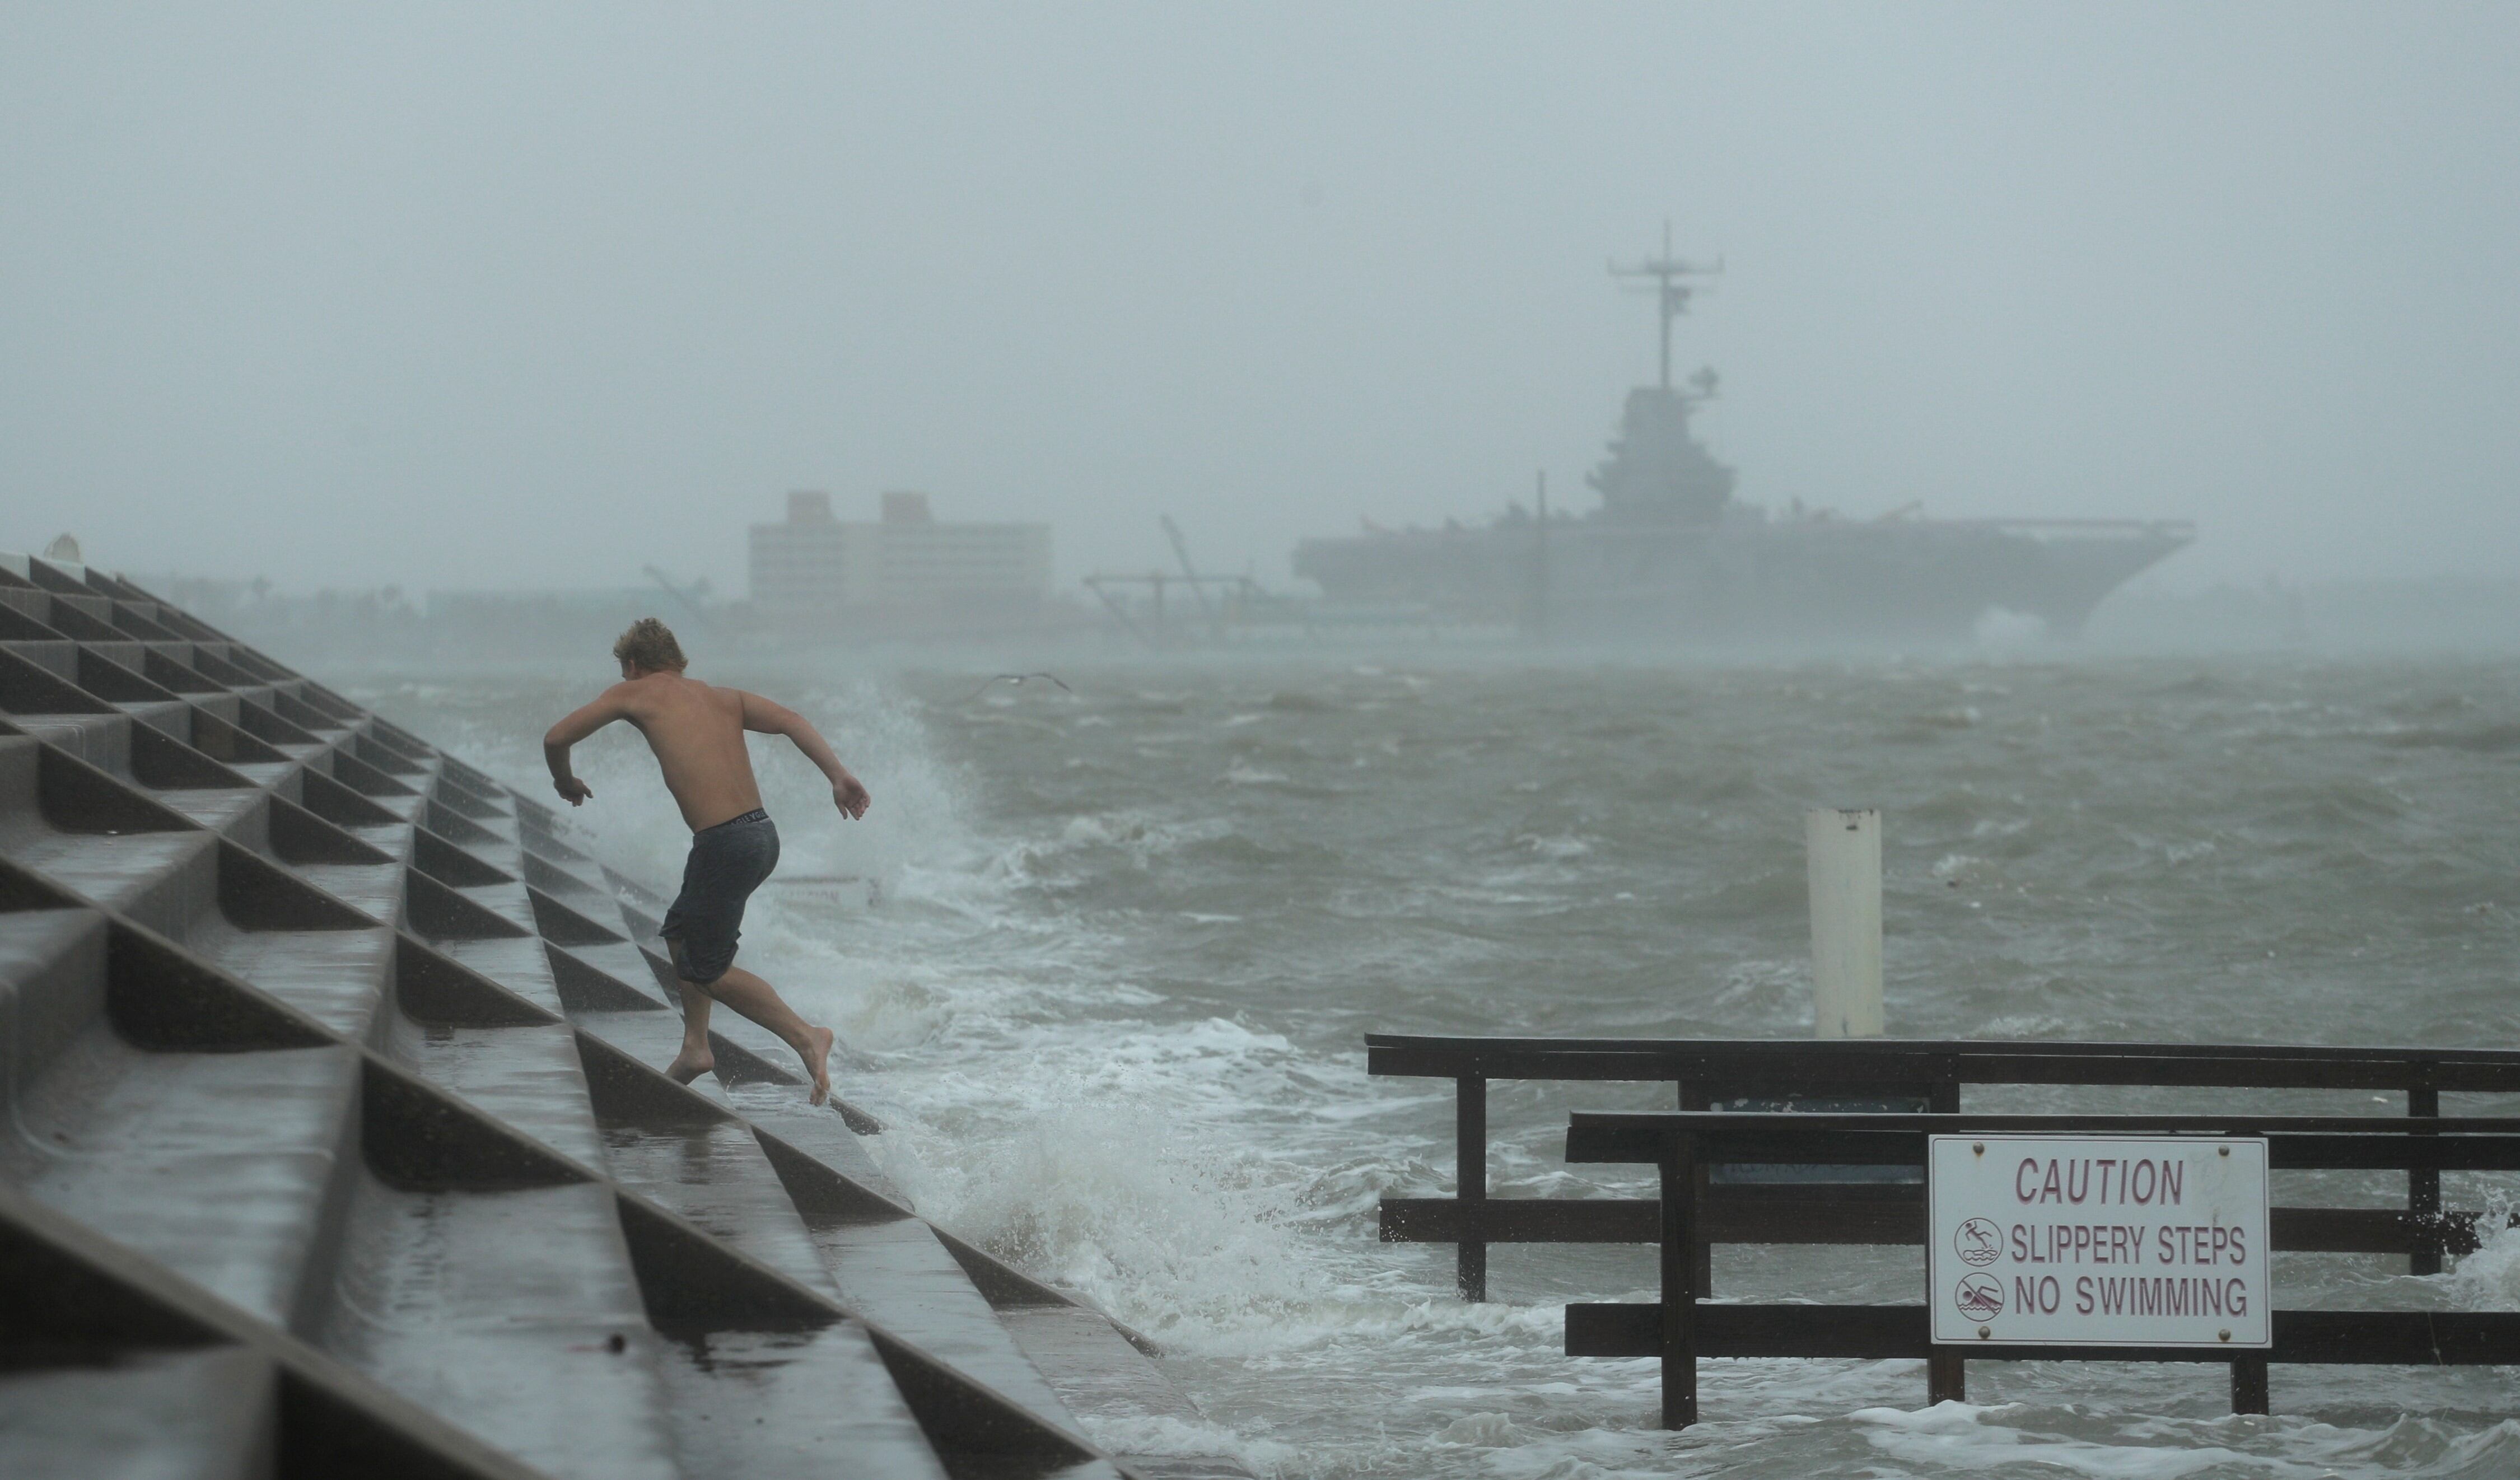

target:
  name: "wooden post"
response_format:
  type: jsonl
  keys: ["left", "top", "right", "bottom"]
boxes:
{"left": 2231, "top": 1355, "right": 2270, "bottom": 1414}
{"left": 1679, "top": 1079, "right": 1713, "bottom": 1296}
{"left": 2410, "top": 1080, "right": 2443, "bottom": 1276}
{"left": 1926, "top": 1065, "right": 1966, "bottom": 1402}
{"left": 1927, "top": 1351, "right": 1967, "bottom": 1405}
{"left": 1808, "top": 809, "right": 1883, "bottom": 1038}
{"left": 1458, "top": 1075, "right": 1487, "bottom": 1301}
{"left": 1659, "top": 1138, "right": 1700, "bottom": 1429}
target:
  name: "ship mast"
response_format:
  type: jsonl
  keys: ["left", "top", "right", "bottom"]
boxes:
{"left": 1609, "top": 221, "right": 1722, "bottom": 392}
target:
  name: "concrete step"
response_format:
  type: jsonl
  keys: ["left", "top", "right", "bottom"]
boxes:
{"left": 0, "top": 736, "right": 217, "bottom": 917}
{"left": 282, "top": 852, "right": 408, "bottom": 922}
{"left": 519, "top": 847, "right": 613, "bottom": 904}
{"left": 382, "top": 1014, "right": 607, "bottom": 1157}
{"left": 187, "top": 921, "right": 396, "bottom": 1040}
{"left": 0, "top": 1347, "right": 277, "bottom": 1480}
{"left": 808, "top": 1211, "right": 1085, "bottom": 1426}
{"left": 175, "top": 839, "right": 398, "bottom": 1038}
{"left": 0, "top": 883, "right": 366, "bottom": 1333}
{"left": 12, "top": 1031, "right": 360, "bottom": 1327}
{"left": 741, "top": 1124, "right": 1085, "bottom": 1430}
{"left": 426, "top": 933, "right": 571, "bottom": 1019}
{"left": 6, "top": 703, "right": 272, "bottom": 833}
{"left": 316, "top": 1170, "right": 684, "bottom": 1480}
{"left": 576, "top": 1035, "right": 837, "bottom": 1290}
{"left": 570, "top": 1001, "right": 721, "bottom": 1091}
{"left": 548, "top": 938, "right": 673, "bottom": 1006}
{"left": 997, "top": 1307, "right": 1256, "bottom": 1480}
{"left": 577, "top": 1040, "right": 1062, "bottom": 1478}
{"left": 563, "top": 959, "right": 1214, "bottom": 1469}
{"left": 0, "top": 903, "right": 106, "bottom": 1107}
{"left": 648, "top": 1324, "right": 950, "bottom": 1480}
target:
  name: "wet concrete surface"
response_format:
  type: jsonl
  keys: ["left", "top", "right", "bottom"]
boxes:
{"left": 0, "top": 907, "right": 105, "bottom": 1092}
{"left": 288, "top": 855, "right": 410, "bottom": 921}
{"left": 0, "top": 553, "right": 1246, "bottom": 1480}
{"left": 810, "top": 1213, "right": 1089, "bottom": 1425}
{"left": 0, "top": 1348, "right": 275, "bottom": 1478}
{"left": 320, "top": 1174, "right": 681, "bottom": 1480}
{"left": 12, "top": 1030, "right": 356, "bottom": 1324}
{"left": 654, "top": 1325, "right": 950, "bottom": 1479}
{"left": 1, "top": 832, "right": 209, "bottom": 919}
{"left": 598, "top": 1118, "right": 833, "bottom": 1286}
{"left": 381, "top": 1016, "right": 613, "bottom": 1169}
{"left": 186, "top": 919, "right": 395, "bottom": 1038}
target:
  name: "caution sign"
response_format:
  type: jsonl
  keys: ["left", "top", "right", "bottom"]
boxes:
{"left": 1927, "top": 1135, "right": 2270, "bottom": 1348}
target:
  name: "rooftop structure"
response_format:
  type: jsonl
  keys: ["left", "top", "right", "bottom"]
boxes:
{"left": 750, "top": 491, "right": 1052, "bottom": 632}
{"left": 0, "top": 548, "right": 1240, "bottom": 1478}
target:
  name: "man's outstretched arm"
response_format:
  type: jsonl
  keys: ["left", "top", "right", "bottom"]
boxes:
{"left": 543, "top": 687, "right": 631, "bottom": 805}
{"left": 739, "top": 692, "right": 870, "bottom": 819}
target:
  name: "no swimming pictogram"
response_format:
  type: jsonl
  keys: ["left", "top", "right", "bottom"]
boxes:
{"left": 1954, "top": 1272, "right": 2004, "bottom": 1322}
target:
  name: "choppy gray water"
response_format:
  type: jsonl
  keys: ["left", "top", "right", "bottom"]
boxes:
{"left": 366, "top": 653, "right": 2520, "bottom": 1479}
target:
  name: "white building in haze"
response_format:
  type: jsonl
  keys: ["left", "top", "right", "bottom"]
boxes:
{"left": 749, "top": 491, "right": 1052, "bottom": 630}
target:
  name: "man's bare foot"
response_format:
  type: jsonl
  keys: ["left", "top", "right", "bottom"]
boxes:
{"left": 665, "top": 1045, "right": 715, "bottom": 1085}
{"left": 802, "top": 1026, "right": 833, "bottom": 1107}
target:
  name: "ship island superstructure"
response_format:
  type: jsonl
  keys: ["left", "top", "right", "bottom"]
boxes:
{"left": 1294, "top": 233, "right": 2194, "bottom": 643}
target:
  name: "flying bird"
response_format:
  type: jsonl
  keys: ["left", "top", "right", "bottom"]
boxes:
{"left": 966, "top": 673, "right": 1075, "bottom": 701}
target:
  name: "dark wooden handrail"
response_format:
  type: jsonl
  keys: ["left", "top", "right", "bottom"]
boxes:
{"left": 1564, "top": 1110, "right": 2520, "bottom": 1165}
{"left": 1368, "top": 1033, "right": 2520, "bottom": 1091}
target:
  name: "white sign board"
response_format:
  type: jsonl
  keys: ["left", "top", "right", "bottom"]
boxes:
{"left": 1928, "top": 1135, "right": 2270, "bottom": 1348}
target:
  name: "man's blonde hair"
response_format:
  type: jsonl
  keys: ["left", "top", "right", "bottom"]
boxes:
{"left": 613, "top": 618, "right": 687, "bottom": 674}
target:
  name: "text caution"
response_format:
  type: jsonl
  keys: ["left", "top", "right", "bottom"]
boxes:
{"left": 1927, "top": 1134, "right": 2270, "bottom": 1348}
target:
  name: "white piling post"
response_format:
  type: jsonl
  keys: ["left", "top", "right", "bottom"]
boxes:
{"left": 1808, "top": 808, "right": 1883, "bottom": 1038}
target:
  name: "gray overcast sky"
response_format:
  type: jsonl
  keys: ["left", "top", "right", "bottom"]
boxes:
{"left": 4, "top": 3, "right": 2515, "bottom": 596}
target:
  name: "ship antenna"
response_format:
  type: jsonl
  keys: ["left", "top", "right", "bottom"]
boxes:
{"left": 1609, "top": 218, "right": 1722, "bottom": 392}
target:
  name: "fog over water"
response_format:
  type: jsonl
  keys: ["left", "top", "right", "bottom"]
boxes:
{"left": 11, "top": 7, "right": 2520, "bottom": 1477}
{"left": 4, "top": 4, "right": 2518, "bottom": 595}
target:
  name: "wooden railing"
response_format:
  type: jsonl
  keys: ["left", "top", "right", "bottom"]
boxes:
{"left": 1565, "top": 1110, "right": 2520, "bottom": 1427}
{"left": 1369, "top": 1034, "right": 2520, "bottom": 1406}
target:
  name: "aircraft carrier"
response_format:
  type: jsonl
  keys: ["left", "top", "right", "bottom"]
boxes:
{"left": 1294, "top": 237, "right": 2193, "bottom": 643}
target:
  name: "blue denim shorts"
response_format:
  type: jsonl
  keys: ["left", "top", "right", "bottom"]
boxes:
{"left": 659, "top": 809, "right": 779, "bottom": 986}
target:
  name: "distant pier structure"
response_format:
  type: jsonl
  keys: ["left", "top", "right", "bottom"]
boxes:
{"left": 750, "top": 490, "right": 1054, "bottom": 639}
{"left": 0, "top": 547, "right": 1239, "bottom": 1478}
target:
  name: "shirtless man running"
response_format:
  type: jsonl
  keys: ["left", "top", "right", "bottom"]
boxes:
{"left": 542, "top": 618, "right": 870, "bottom": 1104}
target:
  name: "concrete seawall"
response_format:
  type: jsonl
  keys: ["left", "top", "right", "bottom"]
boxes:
{"left": 0, "top": 549, "right": 1243, "bottom": 1479}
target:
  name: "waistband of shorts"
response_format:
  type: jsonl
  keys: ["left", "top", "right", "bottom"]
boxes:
{"left": 694, "top": 807, "right": 771, "bottom": 835}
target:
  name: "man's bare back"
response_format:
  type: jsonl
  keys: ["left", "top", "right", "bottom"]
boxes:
{"left": 543, "top": 620, "right": 869, "bottom": 1105}
{"left": 544, "top": 670, "right": 871, "bottom": 830}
